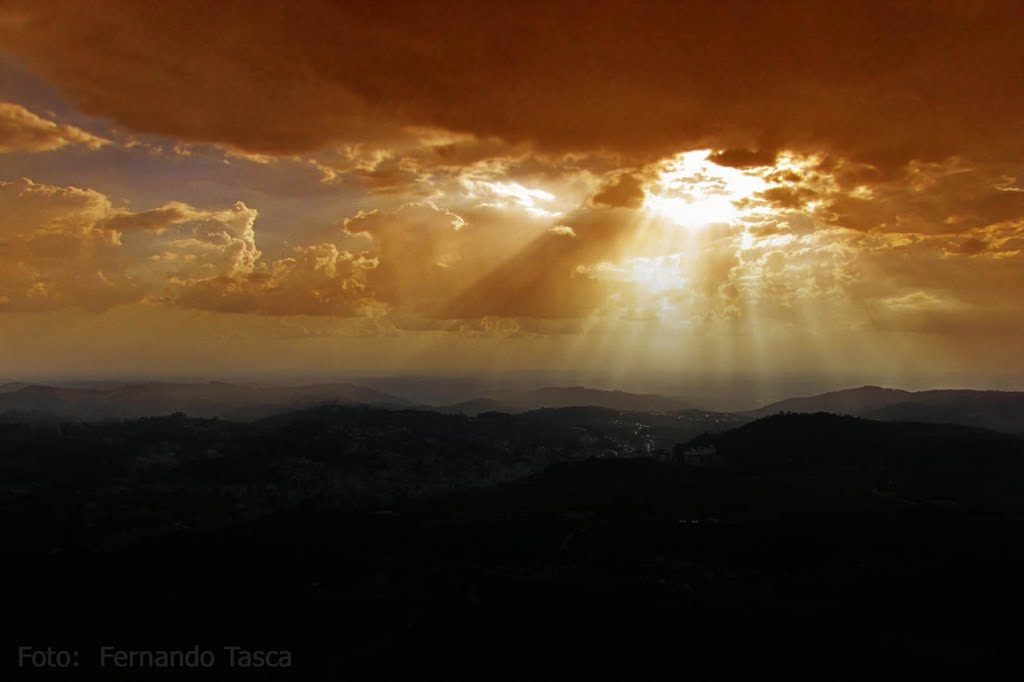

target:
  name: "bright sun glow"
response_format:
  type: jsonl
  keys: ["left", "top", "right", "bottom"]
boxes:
{"left": 643, "top": 194, "right": 739, "bottom": 228}
{"left": 463, "top": 179, "right": 561, "bottom": 217}
{"left": 642, "top": 150, "right": 769, "bottom": 229}
{"left": 624, "top": 255, "right": 686, "bottom": 294}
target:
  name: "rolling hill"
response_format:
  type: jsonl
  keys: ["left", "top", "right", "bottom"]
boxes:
{"left": 750, "top": 385, "right": 1024, "bottom": 433}
{"left": 475, "top": 385, "right": 691, "bottom": 412}
{"left": 0, "top": 381, "right": 410, "bottom": 421}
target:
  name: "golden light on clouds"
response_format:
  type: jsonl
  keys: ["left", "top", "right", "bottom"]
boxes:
{"left": 0, "top": 1, "right": 1023, "bottom": 382}
{"left": 642, "top": 150, "right": 769, "bottom": 230}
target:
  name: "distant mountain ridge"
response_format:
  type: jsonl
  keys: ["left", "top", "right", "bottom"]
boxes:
{"left": 0, "top": 381, "right": 410, "bottom": 421}
{"left": 751, "top": 386, "right": 1024, "bottom": 434}
{"left": 750, "top": 386, "right": 911, "bottom": 415}
{"left": 4, "top": 381, "right": 1024, "bottom": 433}
{"left": 448, "top": 386, "right": 690, "bottom": 414}
{"left": 522, "top": 386, "right": 690, "bottom": 411}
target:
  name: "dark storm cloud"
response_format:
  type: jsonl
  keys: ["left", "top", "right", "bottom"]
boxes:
{"left": 2, "top": 0, "right": 1021, "bottom": 168}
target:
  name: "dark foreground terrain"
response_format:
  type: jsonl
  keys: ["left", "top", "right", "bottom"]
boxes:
{"left": 5, "top": 408, "right": 1024, "bottom": 679}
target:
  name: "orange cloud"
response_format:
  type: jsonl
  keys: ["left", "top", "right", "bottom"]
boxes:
{"left": 0, "top": 178, "right": 377, "bottom": 316}
{"left": 4, "top": 1, "right": 1022, "bottom": 170}
{"left": 0, "top": 101, "right": 107, "bottom": 153}
{"left": 589, "top": 174, "right": 645, "bottom": 209}
{"left": 173, "top": 244, "right": 378, "bottom": 317}
{"left": 0, "top": 178, "right": 138, "bottom": 310}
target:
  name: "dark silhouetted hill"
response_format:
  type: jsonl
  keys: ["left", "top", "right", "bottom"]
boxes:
{"left": 5, "top": 408, "right": 1024, "bottom": 679}
{"left": 492, "top": 385, "right": 690, "bottom": 412}
{"left": 0, "top": 381, "right": 410, "bottom": 421}
{"left": 751, "top": 386, "right": 1024, "bottom": 433}
{"left": 438, "top": 397, "right": 517, "bottom": 415}
{"left": 750, "top": 386, "right": 913, "bottom": 416}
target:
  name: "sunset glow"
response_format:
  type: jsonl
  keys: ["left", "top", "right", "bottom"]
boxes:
{"left": 642, "top": 150, "right": 769, "bottom": 230}
{"left": 6, "top": 6, "right": 1024, "bottom": 675}
{"left": 0, "top": 1, "right": 1021, "bottom": 386}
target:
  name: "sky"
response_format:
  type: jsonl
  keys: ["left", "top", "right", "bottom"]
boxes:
{"left": 0, "top": 0, "right": 1023, "bottom": 388}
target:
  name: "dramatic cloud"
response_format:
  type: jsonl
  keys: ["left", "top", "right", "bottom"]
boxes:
{"left": 3, "top": 1, "right": 1022, "bottom": 168}
{"left": 173, "top": 244, "right": 379, "bottom": 317}
{"left": 158, "top": 202, "right": 261, "bottom": 279}
{"left": 1, "top": 1, "right": 1024, "bottom": 379}
{"left": 0, "top": 178, "right": 378, "bottom": 316}
{"left": 755, "top": 156, "right": 1024, "bottom": 234}
{"left": 0, "top": 101, "right": 107, "bottom": 153}
{"left": 590, "top": 174, "right": 646, "bottom": 209}
{"left": 0, "top": 178, "right": 134, "bottom": 310}
{"left": 443, "top": 224, "right": 611, "bottom": 320}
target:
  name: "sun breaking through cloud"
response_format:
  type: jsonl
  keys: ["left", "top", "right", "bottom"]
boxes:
{"left": 0, "top": 0, "right": 1022, "bottom": 382}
